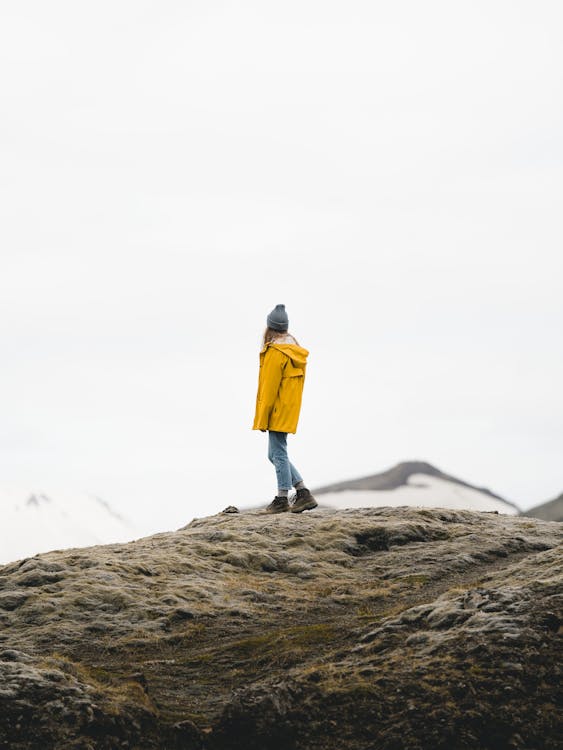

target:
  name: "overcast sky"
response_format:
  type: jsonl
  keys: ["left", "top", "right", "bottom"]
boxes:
{"left": 1, "top": 1, "right": 562, "bottom": 534}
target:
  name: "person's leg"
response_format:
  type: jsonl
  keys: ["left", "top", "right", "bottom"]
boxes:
{"left": 267, "top": 430, "right": 292, "bottom": 496}
{"left": 284, "top": 435, "right": 304, "bottom": 488}
{"left": 285, "top": 437, "right": 317, "bottom": 513}
{"left": 289, "top": 461, "right": 304, "bottom": 488}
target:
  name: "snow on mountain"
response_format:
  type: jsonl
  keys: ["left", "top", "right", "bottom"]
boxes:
{"left": 313, "top": 461, "right": 519, "bottom": 515}
{"left": 0, "top": 486, "right": 139, "bottom": 565}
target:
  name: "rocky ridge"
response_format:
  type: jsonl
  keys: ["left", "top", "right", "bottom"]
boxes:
{"left": 0, "top": 507, "right": 561, "bottom": 749}
{"left": 522, "top": 493, "right": 563, "bottom": 523}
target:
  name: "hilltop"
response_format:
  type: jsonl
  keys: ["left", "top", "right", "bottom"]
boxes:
{"left": 0, "top": 506, "right": 561, "bottom": 749}
{"left": 0, "top": 462, "right": 521, "bottom": 565}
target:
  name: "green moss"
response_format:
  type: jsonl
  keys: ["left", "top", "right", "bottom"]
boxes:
{"left": 329, "top": 682, "right": 379, "bottom": 699}
{"left": 228, "top": 622, "right": 337, "bottom": 658}
{"left": 36, "top": 653, "right": 154, "bottom": 714}
{"left": 78, "top": 664, "right": 115, "bottom": 685}
{"left": 112, "top": 622, "right": 207, "bottom": 653}
{"left": 182, "top": 649, "right": 214, "bottom": 664}
{"left": 399, "top": 574, "right": 431, "bottom": 587}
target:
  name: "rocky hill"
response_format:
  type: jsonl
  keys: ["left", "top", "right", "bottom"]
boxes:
{"left": 0, "top": 507, "right": 561, "bottom": 749}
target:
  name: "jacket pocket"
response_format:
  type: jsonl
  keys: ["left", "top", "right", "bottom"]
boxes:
{"left": 279, "top": 374, "right": 302, "bottom": 404}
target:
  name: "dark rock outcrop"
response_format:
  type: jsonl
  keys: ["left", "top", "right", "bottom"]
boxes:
{"left": 0, "top": 507, "right": 561, "bottom": 749}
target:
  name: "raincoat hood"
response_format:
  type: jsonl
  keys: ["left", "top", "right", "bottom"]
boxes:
{"left": 260, "top": 334, "right": 309, "bottom": 369}
{"left": 262, "top": 342, "right": 309, "bottom": 369}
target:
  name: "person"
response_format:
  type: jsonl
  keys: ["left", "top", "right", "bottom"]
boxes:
{"left": 252, "top": 303, "right": 318, "bottom": 514}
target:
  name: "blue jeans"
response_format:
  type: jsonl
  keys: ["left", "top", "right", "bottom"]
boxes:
{"left": 267, "top": 430, "right": 303, "bottom": 492}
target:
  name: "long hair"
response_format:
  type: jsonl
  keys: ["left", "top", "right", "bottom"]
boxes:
{"left": 262, "top": 327, "right": 300, "bottom": 347}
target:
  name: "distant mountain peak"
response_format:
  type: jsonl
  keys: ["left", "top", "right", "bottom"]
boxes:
{"left": 26, "top": 493, "right": 52, "bottom": 508}
{"left": 313, "top": 460, "right": 520, "bottom": 513}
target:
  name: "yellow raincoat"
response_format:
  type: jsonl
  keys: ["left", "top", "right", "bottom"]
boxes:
{"left": 252, "top": 337, "right": 309, "bottom": 434}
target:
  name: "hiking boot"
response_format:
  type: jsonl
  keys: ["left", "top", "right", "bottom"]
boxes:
{"left": 290, "top": 487, "right": 318, "bottom": 513}
{"left": 265, "top": 495, "right": 290, "bottom": 514}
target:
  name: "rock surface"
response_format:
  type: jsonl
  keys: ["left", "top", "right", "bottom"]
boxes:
{"left": 0, "top": 507, "right": 561, "bottom": 749}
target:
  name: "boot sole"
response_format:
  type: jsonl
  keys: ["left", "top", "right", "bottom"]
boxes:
{"left": 290, "top": 500, "right": 318, "bottom": 513}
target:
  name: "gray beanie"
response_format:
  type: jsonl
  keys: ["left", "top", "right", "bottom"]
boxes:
{"left": 267, "top": 303, "right": 289, "bottom": 332}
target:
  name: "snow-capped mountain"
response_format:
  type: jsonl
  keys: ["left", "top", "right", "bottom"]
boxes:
{"left": 0, "top": 486, "right": 139, "bottom": 565}
{"left": 312, "top": 461, "right": 520, "bottom": 515}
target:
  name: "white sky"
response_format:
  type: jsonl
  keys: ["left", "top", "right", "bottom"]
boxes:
{"left": 1, "top": 1, "right": 562, "bottom": 534}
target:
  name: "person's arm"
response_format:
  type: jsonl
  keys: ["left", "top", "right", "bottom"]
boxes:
{"left": 254, "top": 347, "right": 284, "bottom": 430}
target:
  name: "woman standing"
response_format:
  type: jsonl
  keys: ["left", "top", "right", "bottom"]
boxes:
{"left": 253, "top": 304, "right": 318, "bottom": 514}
